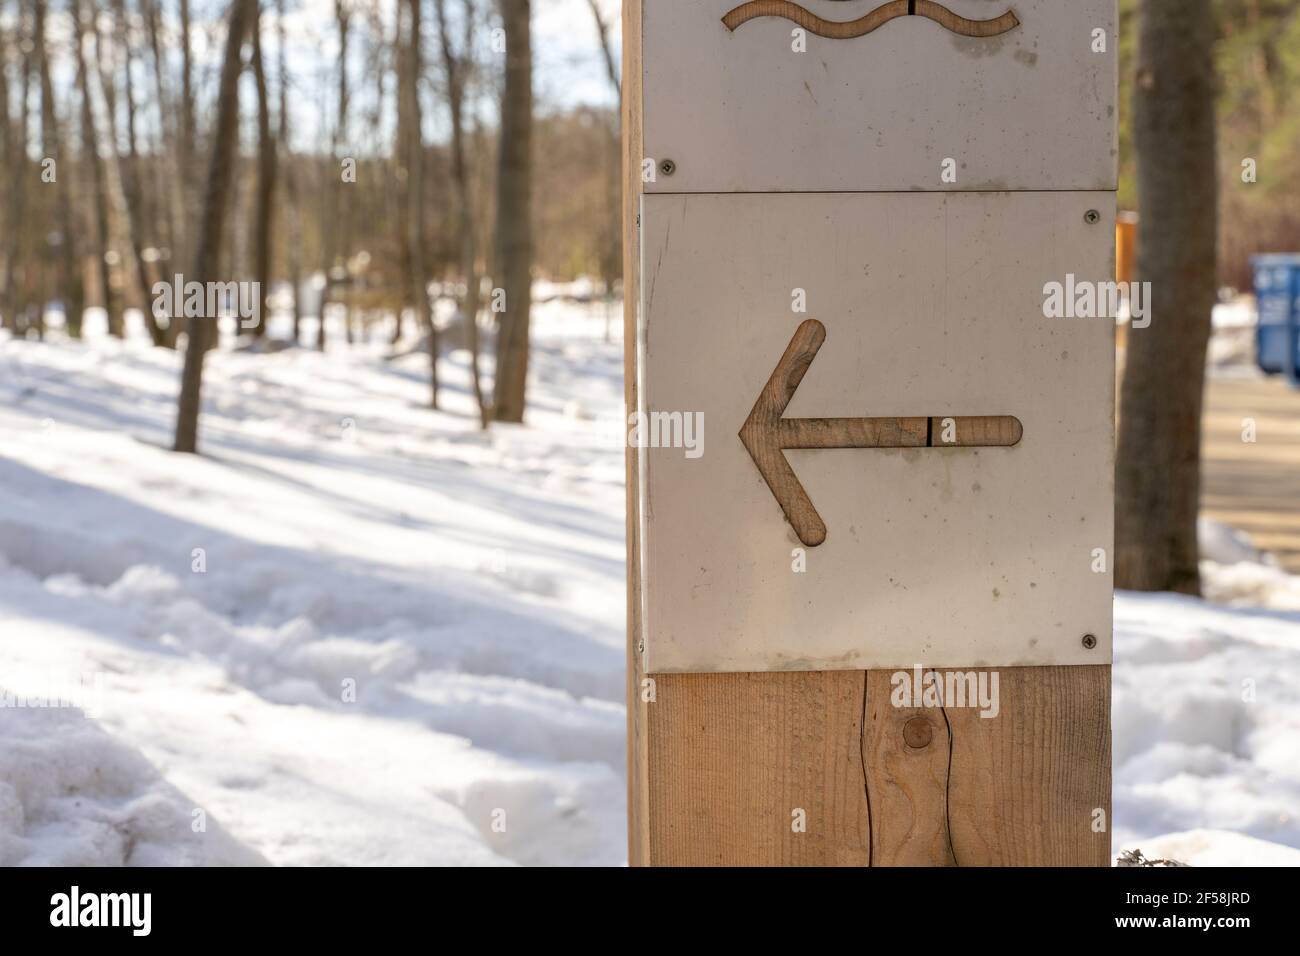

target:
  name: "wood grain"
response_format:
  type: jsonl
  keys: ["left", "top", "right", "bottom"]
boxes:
{"left": 647, "top": 671, "right": 871, "bottom": 866}
{"left": 722, "top": 0, "right": 908, "bottom": 38}
{"left": 930, "top": 415, "right": 1024, "bottom": 447}
{"left": 623, "top": 0, "right": 649, "bottom": 867}
{"left": 739, "top": 319, "right": 1023, "bottom": 547}
{"left": 643, "top": 667, "right": 1110, "bottom": 866}
{"left": 864, "top": 670, "right": 956, "bottom": 866}
{"left": 946, "top": 666, "right": 1112, "bottom": 866}
{"left": 721, "top": 0, "right": 1020, "bottom": 40}
{"left": 915, "top": 0, "right": 1020, "bottom": 38}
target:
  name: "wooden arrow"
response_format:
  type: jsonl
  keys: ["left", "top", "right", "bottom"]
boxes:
{"left": 739, "top": 319, "right": 1023, "bottom": 547}
{"left": 721, "top": 1, "right": 1021, "bottom": 40}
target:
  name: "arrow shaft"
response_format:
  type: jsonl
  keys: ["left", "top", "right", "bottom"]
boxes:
{"left": 780, "top": 417, "right": 928, "bottom": 449}
{"left": 780, "top": 415, "right": 1023, "bottom": 449}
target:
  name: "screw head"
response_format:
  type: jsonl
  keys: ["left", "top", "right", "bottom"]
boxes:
{"left": 902, "top": 716, "right": 934, "bottom": 749}
{"left": 1082, "top": 633, "right": 1098, "bottom": 650}
{"left": 1084, "top": 209, "right": 1101, "bottom": 225}
{"left": 659, "top": 159, "right": 676, "bottom": 177}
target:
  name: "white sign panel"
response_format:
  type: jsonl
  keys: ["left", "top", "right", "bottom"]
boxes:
{"left": 637, "top": 190, "right": 1115, "bottom": 673}
{"left": 643, "top": 0, "right": 1117, "bottom": 193}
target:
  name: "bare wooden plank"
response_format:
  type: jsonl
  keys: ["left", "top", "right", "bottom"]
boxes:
{"left": 643, "top": 666, "right": 1110, "bottom": 866}
{"left": 946, "top": 665, "right": 1112, "bottom": 866}
{"left": 647, "top": 672, "right": 871, "bottom": 866}
{"left": 622, "top": 0, "right": 649, "bottom": 867}
{"left": 863, "top": 670, "right": 956, "bottom": 866}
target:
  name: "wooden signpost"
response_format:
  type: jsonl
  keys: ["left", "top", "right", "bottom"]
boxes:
{"left": 624, "top": 0, "right": 1116, "bottom": 865}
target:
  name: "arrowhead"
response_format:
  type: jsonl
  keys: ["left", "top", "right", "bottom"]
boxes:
{"left": 739, "top": 320, "right": 829, "bottom": 547}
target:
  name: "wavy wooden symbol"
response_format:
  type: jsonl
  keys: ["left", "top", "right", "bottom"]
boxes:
{"left": 740, "top": 320, "right": 1023, "bottom": 547}
{"left": 722, "top": 0, "right": 1020, "bottom": 40}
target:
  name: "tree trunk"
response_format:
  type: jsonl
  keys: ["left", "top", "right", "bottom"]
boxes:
{"left": 586, "top": 0, "right": 620, "bottom": 341}
{"left": 250, "top": 5, "right": 276, "bottom": 339}
{"left": 173, "top": 0, "right": 256, "bottom": 454}
{"left": 276, "top": 0, "right": 303, "bottom": 344}
{"left": 492, "top": 0, "right": 532, "bottom": 423}
{"left": 105, "top": 0, "right": 166, "bottom": 345}
{"left": 1115, "top": 0, "right": 1219, "bottom": 594}
{"left": 401, "top": 0, "right": 436, "bottom": 405}
{"left": 1, "top": 4, "right": 29, "bottom": 334}
{"left": 143, "top": 0, "right": 187, "bottom": 346}
{"left": 438, "top": 0, "right": 487, "bottom": 425}
{"left": 71, "top": 0, "right": 122, "bottom": 338}
{"left": 36, "top": 0, "right": 84, "bottom": 340}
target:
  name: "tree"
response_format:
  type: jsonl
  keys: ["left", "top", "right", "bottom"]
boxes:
{"left": 141, "top": 0, "right": 188, "bottom": 346}
{"left": 103, "top": 0, "right": 167, "bottom": 345}
{"left": 1115, "top": 0, "right": 1219, "bottom": 594}
{"left": 437, "top": 0, "right": 487, "bottom": 425}
{"left": 70, "top": 0, "right": 123, "bottom": 338}
{"left": 492, "top": 0, "right": 532, "bottom": 423}
{"left": 401, "top": 0, "right": 436, "bottom": 405}
{"left": 36, "top": 0, "right": 85, "bottom": 339}
{"left": 173, "top": 0, "right": 257, "bottom": 454}
{"left": 277, "top": 0, "right": 304, "bottom": 343}
{"left": 585, "top": 0, "right": 620, "bottom": 339}
{"left": 4, "top": 0, "right": 35, "bottom": 335}
{"left": 250, "top": 1, "right": 277, "bottom": 339}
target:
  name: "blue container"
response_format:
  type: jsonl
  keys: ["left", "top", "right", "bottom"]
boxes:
{"left": 1254, "top": 254, "right": 1300, "bottom": 382}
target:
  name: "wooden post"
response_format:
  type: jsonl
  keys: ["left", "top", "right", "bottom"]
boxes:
{"left": 625, "top": 0, "right": 1114, "bottom": 866}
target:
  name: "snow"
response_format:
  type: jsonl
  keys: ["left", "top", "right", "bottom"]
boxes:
{"left": 3, "top": 302, "right": 1299, "bottom": 867}
{"left": 1, "top": 302, "right": 626, "bottom": 866}
{"left": 1113, "top": 590, "right": 1300, "bottom": 863}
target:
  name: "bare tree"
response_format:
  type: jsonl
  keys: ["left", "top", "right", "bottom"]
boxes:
{"left": 585, "top": 0, "right": 618, "bottom": 100}
{"left": 1, "top": 0, "right": 33, "bottom": 334}
{"left": 402, "top": 0, "right": 436, "bottom": 404}
{"left": 178, "top": 0, "right": 197, "bottom": 245}
{"left": 277, "top": 0, "right": 303, "bottom": 343}
{"left": 437, "top": 0, "right": 488, "bottom": 425}
{"left": 173, "top": 0, "right": 257, "bottom": 454}
{"left": 36, "top": 0, "right": 85, "bottom": 339}
{"left": 141, "top": 0, "right": 187, "bottom": 346}
{"left": 1115, "top": 0, "right": 1219, "bottom": 594}
{"left": 70, "top": 0, "right": 123, "bottom": 337}
{"left": 492, "top": 0, "right": 532, "bottom": 422}
{"left": 103, "top": 0, "right": 167, "bottom": 344}
{"left": 316, "top": 0, "right": 353, "bottom": 351}
{"left": 250, "top": 0, "right": 277, "bottom": 339}
{"left": 585, "top": 0, "right": 620, "bottom": 339}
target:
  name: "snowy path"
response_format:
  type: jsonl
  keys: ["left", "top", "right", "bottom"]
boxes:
{"left": 2, "top": 304, "right": 1299, "bottom": 866}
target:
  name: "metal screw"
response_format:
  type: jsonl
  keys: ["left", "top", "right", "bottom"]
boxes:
{"left": 659, "top": 159, "right": 676, "bottom": 177}
{"left": 1082, "top": 634, "right": 1097, "bottom": 649}
{"left": 1084, "top": 209, "right": 1101, "bottom": 225}
{"left": 902, "top": 716, "right": 933, "bottom": 749}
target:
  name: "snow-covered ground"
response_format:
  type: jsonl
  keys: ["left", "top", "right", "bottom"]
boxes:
{"left": 1, "top": 303, "right": 626, "bottom": 866}
{"left": 2, "top": 301, "right": 1299, "bottom": 866}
